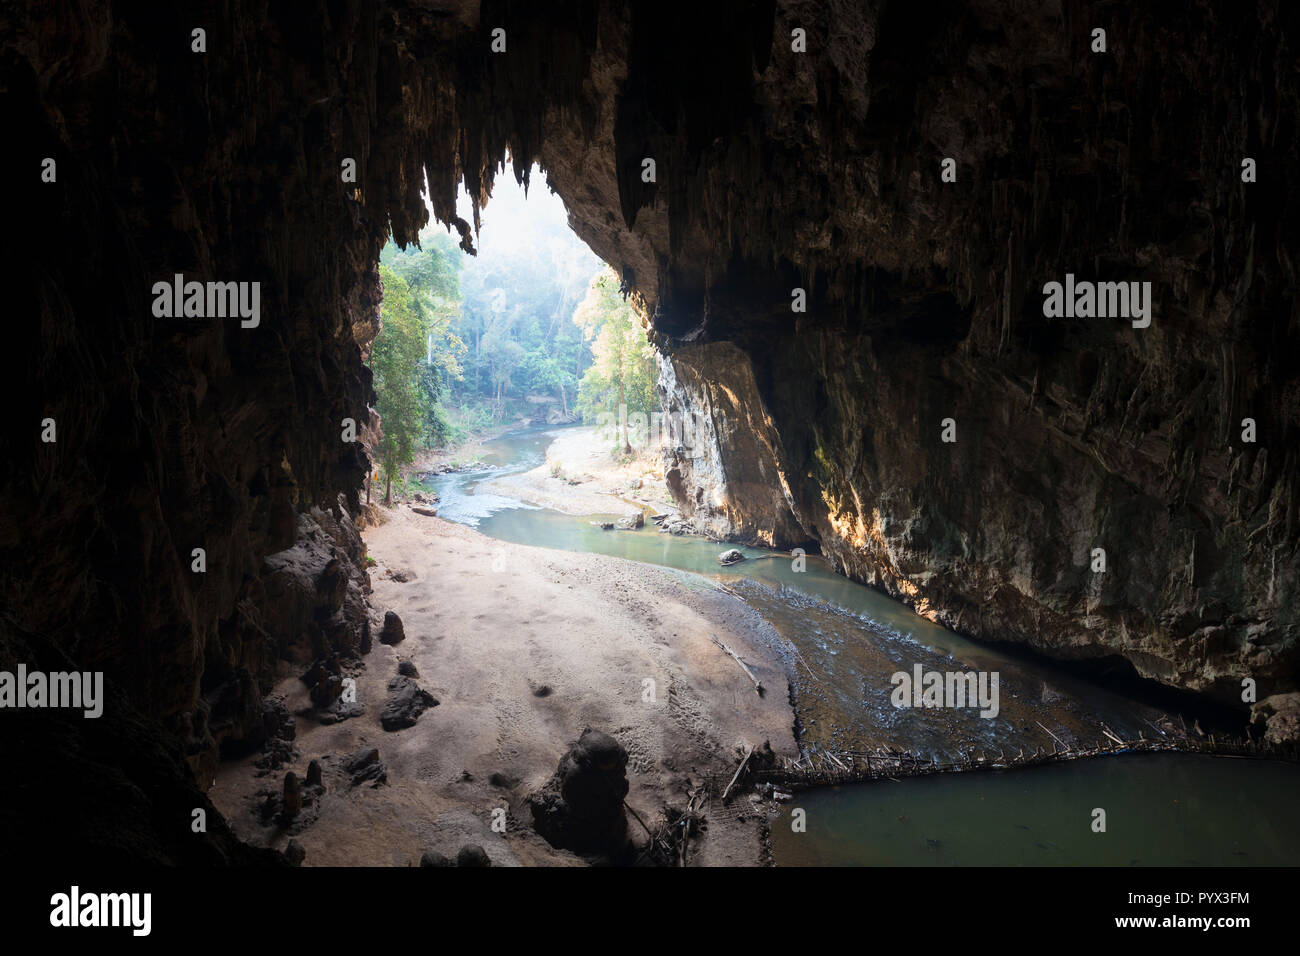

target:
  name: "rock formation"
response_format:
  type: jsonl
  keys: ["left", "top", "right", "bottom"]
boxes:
{"left": 380, "top": 676, "right": 439, "bottom": 730}
{"left": 529, "top": 729, "right": 630, "bottom": 856}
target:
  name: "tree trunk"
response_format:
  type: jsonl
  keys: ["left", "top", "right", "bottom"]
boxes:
{"left": 384, "top": 472, "right": 392, "bottom": 506}
{"left": 618, "top": 377, "right": 631, "bottom": 455}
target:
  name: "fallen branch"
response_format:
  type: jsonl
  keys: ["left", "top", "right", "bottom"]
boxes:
{"left": 721, "top": 745, "right": 754, "bottom": 803}
{"left": 710, "top": 634, "right": 764, "bottom": 695}
{"left": 624, "top": 800, "right": 656, "bottom": 839}
{"left": 1035, "top": 721, "right": 1068, "bottom": 751}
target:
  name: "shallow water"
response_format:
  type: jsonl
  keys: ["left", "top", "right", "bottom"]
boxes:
{"left": 418, "top": 426, "right": 1300, "bottom": 865}
{"left": 768, "top": 753, "right": 1300, "bottom": 866}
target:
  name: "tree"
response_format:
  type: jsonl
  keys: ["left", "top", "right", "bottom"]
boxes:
{"left": 379, "top": 230, "right": 466, "bottom": 447}
{"left": 371, "top": 265, "right": 431, "bottom": 503}
{"left": 572, "top": 268, "right": 659, "bottom": 454}
{"left": 375, "top": 168, "right": 607, "bottom": 441}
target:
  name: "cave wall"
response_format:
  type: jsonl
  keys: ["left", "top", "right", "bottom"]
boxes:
{"left": 2, "top": 0, "right": 1298, "bottom": 861}
{"left": 658, "top": 344, "right": 807, "bottom": 547}
{"left": 2, "top": 0, "right": 429, "bottom": 861}
{"left": 516, "top": 0, "right": 1300, "bottom": 733}
{"left": 547, "top": 0, "right": 1300, "bottom": 735}
{"left": 0, "top": 0, "right": 625, "bottom": 861}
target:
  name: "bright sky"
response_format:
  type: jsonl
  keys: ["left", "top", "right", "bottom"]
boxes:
{"left": 420, "top": 162, "right": 586, "bottom": 259}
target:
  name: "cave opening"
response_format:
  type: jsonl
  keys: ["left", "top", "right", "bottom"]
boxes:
{"left": 366, "top": 162, "right": 666, "bottom": 512}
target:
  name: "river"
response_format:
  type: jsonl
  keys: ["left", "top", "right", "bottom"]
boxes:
{"left": 417, "top": 425, "right": 1300, "bottom": 866}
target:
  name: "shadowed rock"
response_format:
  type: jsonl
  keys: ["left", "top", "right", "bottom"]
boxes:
{"left": 281, "top": 772, "right": 302, "bottom": 820}
{"left": 380, "top": 677, "right": 439, "bottom": 731}
{"left": 345, "top": 746, "right": 387, "bottom": 788}
{"left": 529, "top": 728, "right": 630, "bottom": 856}
{"left": 379, "top": 611, "right": 405, "bottom": 646}
{"left": 456, "top": 845, "right": 491, "bottom": 867}
{"left": 284, "top": 839, "right": 306, "bottom": 866}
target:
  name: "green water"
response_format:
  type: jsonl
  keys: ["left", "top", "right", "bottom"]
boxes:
{"left": 769, "top": 753, "right": 1300, "bottom": 866}
{"left": 419, "top": 426, "right": 1300, "bottom": 866}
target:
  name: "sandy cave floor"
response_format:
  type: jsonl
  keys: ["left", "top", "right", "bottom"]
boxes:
{"left": 211, "top": 506, "right": 799, "bottom": 866}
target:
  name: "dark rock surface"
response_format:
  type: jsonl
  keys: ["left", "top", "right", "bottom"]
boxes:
{"left": 379, "top": 611, "right": 406, "bottom": 647}
{"left": 284, "top": 839, "right": 307, "bottom": 867}
{"left": 380, "top": 676, "right": 440, "bottom": 731}
{"left": 456, "top": 845, "right": 492, "bottom": 867}
{"left": 345, "top": 747, "right": 388, "bottom": 789}
{"left": 529, "top": 729, "right": 630, "bottom": 856}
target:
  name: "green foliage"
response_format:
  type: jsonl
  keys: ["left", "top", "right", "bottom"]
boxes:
{"left": 454, "top": 213, "right": 597, "bottom": 421}
{"left": 573, "top": 268, "right": 659, "bottom": 452}
{"left": 371, "top": 264, "right": 433, "bottom": 500}
{"left": 372, "top": 168, "right": 637, "bottom": 462}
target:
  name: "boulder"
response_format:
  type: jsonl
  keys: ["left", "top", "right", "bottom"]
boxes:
{"left": 616, "top": 510, "right": 645, "bottom": 530}
{"left": 379, "top": 611, "right": 405, "bottom": 645}
{"left": 529, "top": 728, "right": 629, "bottom": 856}
{"left": 284, "top": 839, "right": 306, "bottom": 866}
{"left": 345, "top": 746, "right": 387, "bottom": 788}
{"left": 281, "top": 772, "right": 302, "bottom": 819}
{"left": 456, "top": 845, "right": 492, "bottom": 867}
{"left": 380, "top": 676, "right": 439, "bottom": 731}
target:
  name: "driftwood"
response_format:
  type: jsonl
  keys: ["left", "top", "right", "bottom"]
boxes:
{"left": 636, "top": 786, "right": 709, "bottom": 867}
{"left": 410, "top": 506, "right": 438, "bottom": 517}
{"left": 721, "top": 745, "right": 754, "bottom": 802}
{"left": 1101, "top": 725, "right": 1125, "bottom": 747}
{"left": 1035, "top": 721, "right": 1069, "bottom": 751}
{"left": 744, "top": 731, "right": 1296, "bottom": 796}
{"left": 710, "top": 634, "right": 764, "bottom": 695}
{"left": 715, "top": 585, "right": 821, "bottom": 684}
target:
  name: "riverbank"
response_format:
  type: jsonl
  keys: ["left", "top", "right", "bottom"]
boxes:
{"left": 409, "top": 420, "right": 517, "bottom": 475}
{"left": 211, "top": 504, "right": 798, "bottom": 866}
{"left": 213, "top": 425, "right": 1300, "bottom": 868}
{"left": 476, "top": 425, "right": 673, "bottom": 516}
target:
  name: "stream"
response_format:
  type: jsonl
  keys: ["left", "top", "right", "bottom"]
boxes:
{"left": 417, "top": 425, "right": 1300, "bottom": 866}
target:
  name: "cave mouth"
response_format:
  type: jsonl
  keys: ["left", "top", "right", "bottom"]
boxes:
{"left": 370, "top": 164, "right": 614, "bottom": 481}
